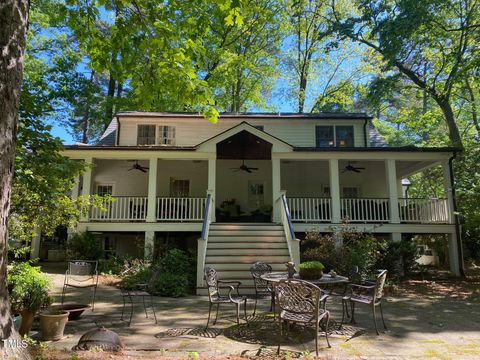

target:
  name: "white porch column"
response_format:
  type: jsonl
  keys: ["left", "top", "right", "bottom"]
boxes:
{"left": 207, "top": 158, "right": 216, "bottom": 222}
{"left": 272, "top": 158, "right": 281, "bottom": 222}
{"left": 71, "top": 175, "right": 80, "bottom": 200}
{"left": 442, "top": 160, "right": 455, "bottom": 224}
{"left": 386, "top": 159, "right": 400, "bottom": 223}
{"left": 329, "top": 159, "right": 341, "bottom": 223}
{"left": 146, "top": 158, "right": 158, "bottom": 222}
{"left": 391, "top": 233, "right": 402, "bottom": 242}
{"left": 448, "top": 233, "right": 460, "bottom": 276}
{"left": 80, "top": 157, "right": 93, "bottom": 222}
{"left": 144, "top": 231, "right": 155, "bottom": 259}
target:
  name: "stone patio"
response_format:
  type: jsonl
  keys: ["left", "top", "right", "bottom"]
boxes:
{"left": 34, "top": 262, "right": 480, "bottom": 359}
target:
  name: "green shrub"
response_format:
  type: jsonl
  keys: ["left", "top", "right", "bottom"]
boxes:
{"left": 375, "top": 239, "right": 417, "bottom": 277}
{"left": 149, "top": 248, "right": 195, "bottom": 297}
{"left": 66, "top": 231, "right": 103, "bottom": 260}
{"left": 298, "top": 261, "right": 324, "bottom": 270}
{"left": 121, "top": 262, "right": 151, "bottom": 290}
{"left": 301, "top": 224, "right": 387, "bottom": 280}
{"left": 8, "top": 262, "right": 52, "bottom": 313}
{"left": 99, "top": 256, "right": 132, "bottom": 275}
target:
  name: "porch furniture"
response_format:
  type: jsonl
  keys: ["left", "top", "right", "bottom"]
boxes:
{"left": 204, "top": 267, "right": 248, "bottom": 329}
{"left": 274, "top": 279, "right": 331, "bottom": 356}
{"left": 61, "top": 261, "right": 99, "bottom": 310}
{"left": 250, "top": 262, "right": 274, "bottom": 316}
{"left": 261, "top": 271, "right": 349, "bottom": 286}
{"left": 120, "top": 283, "right": 157, "bottom": 326}
{"left": 341, "top": 269, "right": 388, "bottom": 335}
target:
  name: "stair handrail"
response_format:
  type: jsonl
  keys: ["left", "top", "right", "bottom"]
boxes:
{"left": 197, "top": 192, "right": 213, "bottom": 288}
{"left": 279, "top": 193, "right": 300, "bottom": 264}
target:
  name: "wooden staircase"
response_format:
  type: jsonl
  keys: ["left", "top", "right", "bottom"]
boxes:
{"left": 197, "top": 223, "right": 291, "bottom": 295}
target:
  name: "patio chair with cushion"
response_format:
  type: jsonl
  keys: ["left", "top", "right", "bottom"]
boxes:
{"left": 250, "top": 261, "right": 274, "bottom": 316}
{"left": 204, "top": 267, "right": 248, "bottom": 329}
{"left": 61, "top": 260, "right": 99, "bottom": 310}
{"left": 341, "top": 269, "right": 388, "bottom": 335}
{"left": 274, "top": 279, "right": 331, "bottom": 356}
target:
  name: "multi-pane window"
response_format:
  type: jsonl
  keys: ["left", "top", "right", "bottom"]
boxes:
{"left": 336, "top": 126, "right": 354, "bottom": 147}
{"left": 158, "top": 126, "right": 176, "bottom": 145}
{"left": 315, "top": 126, "right": 334, "bottom": 147}
{"left": 96, "top": 184, "right": 113, "bottom": 196}
{"left": 316, "top": 125, "right": 354, "bottom": 147}
{"left": 170, "top": 178, "right": 190, "bottom": 197}
{"left": 342, "top": 186, "right": 359, "bottom": 198}
{"left": 137, "top": 125, "right": 156, "bottom": 145}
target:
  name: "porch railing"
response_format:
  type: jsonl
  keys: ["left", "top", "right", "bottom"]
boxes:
{"left": 341, "top": 198, "right": 390, "bottom": 222}
{"left": 287, "top": 197, "right": 331, "bottom": 222}
{"left": 398, "top": 198, "right": 449, "bottom": 223}
{"left": 156, "top": 197, "right": 206, "bottom": 221}
{"left": 90, "top": 196, "right": 148, "bottom": 221}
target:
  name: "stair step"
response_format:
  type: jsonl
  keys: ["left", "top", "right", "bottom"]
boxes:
{"left": 209, "top": 230, "right": 285, "bottom": 237}
{"left": 208, "top": 235, "right": 285, "bottom": 242}
{"left": 206, "top": 255, "right": 291, "bottom": 263}
{"left": 210, "top": 223, "right": 282, "bottom": 230}
{"left": 206, "top": 248, "right": 289, "bottom": 256}
{"left": 207, "top": 242, "right": 288, "bottom": 249}
{"left": 204, "top": 263, "right": 287, "bottom": 271}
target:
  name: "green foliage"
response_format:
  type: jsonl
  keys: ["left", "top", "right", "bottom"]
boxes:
{"left": 8, "top": 262, "right": 52, "bottom": 313}
{"left": 98, "top": 256, "right": 128, "bottom": 275}
{"left": 121, "top": 264, "right": 151, "bottom": 290}
{"left": 302, "top": 224, "right": 387, "bottom": 280}
{"left": 375, "top": 239, "right": 417, "bottom": 277}
{"left": 298, "top": 261, "right": 324, "bottom": 270}
{"left": 66, "top": 232, "right": 103, "bottom": 260}
{"left": 149, "top": 249, "right": 195, "bottom": 297}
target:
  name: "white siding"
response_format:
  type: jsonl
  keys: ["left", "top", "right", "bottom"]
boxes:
{"left": 118, "top": 116, "right": 366, "bottom": 148}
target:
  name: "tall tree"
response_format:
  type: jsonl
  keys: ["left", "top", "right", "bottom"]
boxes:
{"left": 200, "top": 0, "right": 283, "bottom": 112}
{"left": 330, "top": 0, "right": 480, "bottom": 149}
{"left": 0, "top": 0, "right": 31, "bottom": 358}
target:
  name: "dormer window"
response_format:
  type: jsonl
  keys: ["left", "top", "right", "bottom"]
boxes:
{"left": 137, "top": 125, "right": 156, "bottom": 145}
{"left": 316, "top": 125, "right": 354, "bottom": 147}
{"left": 137, "top": 125, "right": 176, "bottom": 145}
{"left": 158, "top": 125, "right": 176, "bottom": 145}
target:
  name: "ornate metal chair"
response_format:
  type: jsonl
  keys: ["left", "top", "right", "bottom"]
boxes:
{"left": 341, "top": 269, "right": 388, "bottom": 335}
{"left": 62, "top": 260, "right": 99, "bottom": 310}
{"left": 250, "top": 261, "right": 274, "bottom": 316}
{"left": 204, "top": 267, "right": 248, "bottom": 329}
{"left": 274, "top": 279, "right": 331, "bottom": 356}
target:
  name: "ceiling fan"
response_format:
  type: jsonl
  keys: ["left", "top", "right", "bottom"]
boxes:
{"left": 230, "top": 160, "right": 258, "bottom": 173}
{"left": 342, "top": 162, "right": 365, "bottom": 173}
{"left": 127, "top": 160, "right": 149, "bottom": 173}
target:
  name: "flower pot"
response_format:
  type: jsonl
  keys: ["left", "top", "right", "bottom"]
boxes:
{"left": 39, "top": 310, "right": 69, "bottom": 341}
{"left": 18, "top": 309, "right": 35, "bottom": 337}
{"left": 299, "top": 268, "right": 323, "bottom": 280}
{"left": 50, "top": 304, "right": 90, "bottom": 320}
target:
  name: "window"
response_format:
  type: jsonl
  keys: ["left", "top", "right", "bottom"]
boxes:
{"left": 248, "top": 181, "right": 265, "bottom": 209}
{"left": 316, "top": 125, "right": 355, "bottom": 147}
{"left": 96, "top": 184, "right": 113, "bottom": 196}
{"left": 103, "top": 236, "right": 116, "bottom": 257}
{"left": 158, "top": 126, "right": 176, "bottom": 145}
{"left": 170, "top": 178, "right": 190, "bottom": 197}
{"left": 336, "top": 126, "right": 354, "bottom": 147}
{"left": 342, "top": 186, "right": 359, "bottom": 198}
{"left": 316, "top": 126, "right": 334, "bottom": 147}
{"left": 137, "top": 125, "right": 156, "bottom": 145}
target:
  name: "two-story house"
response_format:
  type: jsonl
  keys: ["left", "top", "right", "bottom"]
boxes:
{"left": 45, "top": 112, "right": 461, "bottom": 291}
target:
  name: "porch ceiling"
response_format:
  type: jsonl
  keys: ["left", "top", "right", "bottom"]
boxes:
{"left": 217, "top": 130, "right": 272, "bottom": 160}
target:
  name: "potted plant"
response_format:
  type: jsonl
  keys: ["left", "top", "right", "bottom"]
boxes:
{"left": 298, "top": 261, "right": 325, "bottom": 280}
{"left": 251, "top": 204, "right": 272, "bottom": 222}
{"left": 39, "top": 310, "right": 69, "bottom": 341}
{"left": 8, "top": 262, "right": 52, "bottom": 336}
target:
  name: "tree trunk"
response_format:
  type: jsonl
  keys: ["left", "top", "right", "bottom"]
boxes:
{"left": 436, "top": 96, "right": 464, "bottom": 150}
{"left": 0, "top": 0, "right": 32, "bottom": 358}
{"left": 465, "top": 78, "right": 480, "bottom": 137}
{"left": 105, "top": 73, "right": 116, "bottom": 128}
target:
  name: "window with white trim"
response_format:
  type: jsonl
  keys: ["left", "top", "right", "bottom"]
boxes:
{"left": 342, "top": 186, "right": 359, "bottom": 198}
{"left": 157, "top": 126, "right": 176, "bottom": 145}
{"left": 315, "top": 125, "right": 354, "bottom": 147}
{"left": 170, "top": 178, "right": 190, "bottom": 197}
{"left": 96, "top": 184, "right": 113, "bottom": 196}
{"left": 137, "top": 125, "right": 156, "bottom": 145}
